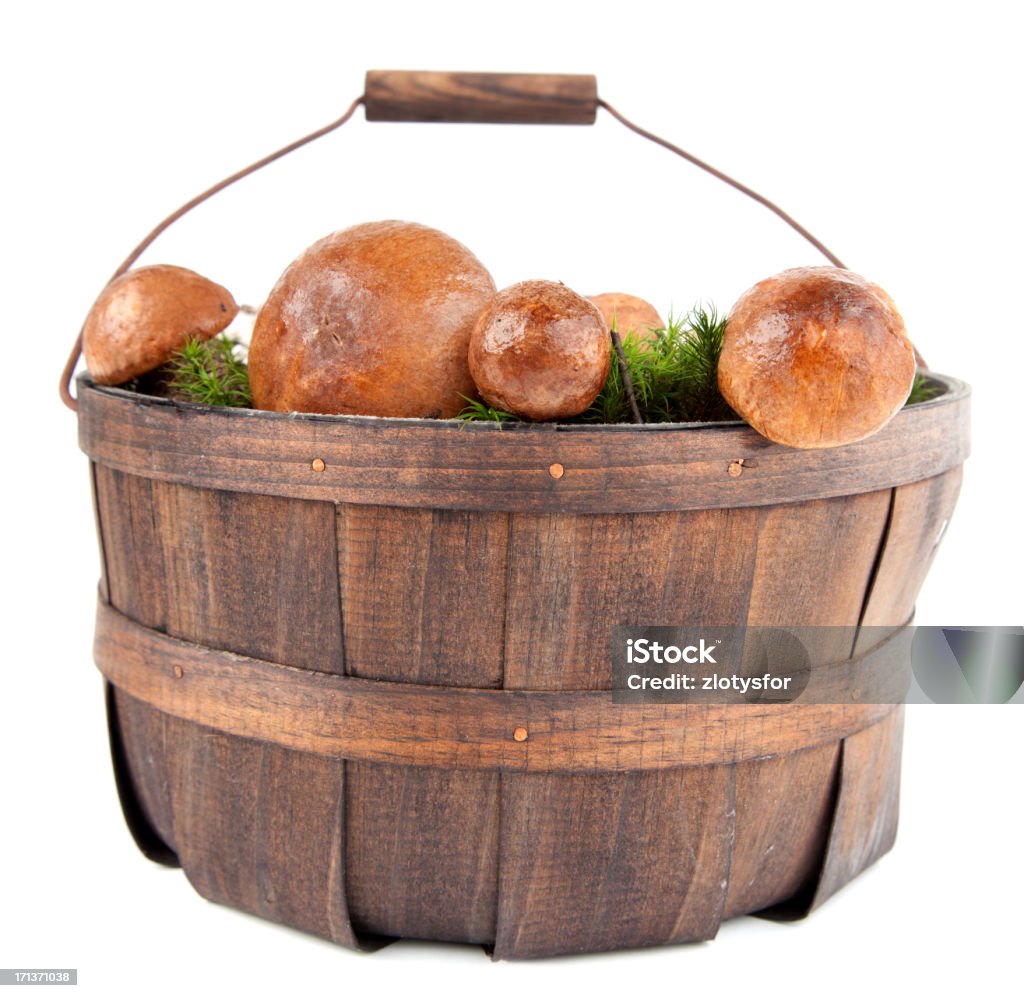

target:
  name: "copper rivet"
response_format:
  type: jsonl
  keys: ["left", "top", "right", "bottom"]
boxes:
{"left": 311, "top": 458, "right": 326, "bottom": 472}
{"left": 513, "top": 726, "right": 528, "bottom": 742}
{"left": 548, "top": 463, "right": 564, "bottom": 480}
{"left": 727, "top": 459, "right": 745, "bottom": 478}
{"left": 173, "top": 665, "right": 184, "bottom": 679}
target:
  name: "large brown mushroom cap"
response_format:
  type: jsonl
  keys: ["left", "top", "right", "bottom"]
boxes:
{"left": 248, "top": 221, "right": 495, "bottom": 418}
{"left": 83, "top": 264, "right": 238, "bottom": 385}
{"left": 718, "top": 266, "right": 916, "bottom": 449}
{"left": 589, "top": 292, "right": 665, "bottom": 346}
{"left": 468, "top": 280, "right": 611, "bottom": 421}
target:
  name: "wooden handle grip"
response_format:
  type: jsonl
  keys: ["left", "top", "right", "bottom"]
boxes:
{"left": 364, "top": 70, "right": 598, "bottom": 125}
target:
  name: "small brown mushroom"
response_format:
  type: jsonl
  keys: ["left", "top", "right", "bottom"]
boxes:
{"left": 248, "top": 221, "right": 495, "bottom": 418}
{"left": 468, "top": 280, "right": 611, "bottom": 421}
{"left": 717, "top": 266, "right": 916, "bottom": 449}
{"left": 83, "top": 265, "right": 238, "bottom": 385}
{"left": 589, "top": 292, "right": 665, "bottom": 347}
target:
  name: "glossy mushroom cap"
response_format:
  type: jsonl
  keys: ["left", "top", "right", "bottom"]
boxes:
{"left": 469, "top": 280, "right": 611, "bottom": 421}
{"left": 83, "top": 265, "right": 238, "bottom": 385}
{"left": 717, "top": 266, "right": 916, "bottom": 449}
{"left": 248, "top": 221, "right": 495, "bottom": 418}
{"left": 589, "top": 292, "right": 665, "bottom": 347}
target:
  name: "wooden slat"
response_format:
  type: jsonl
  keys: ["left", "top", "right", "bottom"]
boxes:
{"left": 724, "top": 744, "right": 840, "bottom": 917}
{"left": 77, "top": 376, "right": 970, "bottom": 514}
{"left": 747, "top": 489, "right": 894, "bottom": 664}
{"left": 88, "top": 463, "right": 109, "bottom": 605}
{"left": 858, "top": 467, "right": 964, "bottom": 633}
{"left": 748, "top": 489, "right": 894, "bottom": 626}
{"left": 344, "top": 763, "right": 500, "bottom": 943}
{"left": 493, "top": 505, "right": 766, "bottom": 958}
{"left": 95, "top": 467, "right": 175, "bottom": 861}
{"left": 717, "top": 489, "right": 894, "bottom": 918}
{"left": 162, "top": 720, "right": 358, "bottom": 946}
{"left": 338, "top": 505, "right": 508, "bottom": 685}
{"left": 494, "top": 767, "right": 734, "bottom": 958}
{"left": 94, "top": 468, "right": 169, "bottom": 632}
{"left": 503, "top": 508, "right": 760, "bottom": 690}
{"left": 811, "top": 707, "right": 905, "bottom": 908}
{"left": 339, "top": 504, "right": 507, "bottom": 943}
{"left": 107, "top": 688, "right": 179, "bottom": 863}
{"left": 94, "top": 468, "right": 342, "bottom": 671}
{"left": 92, "top": 460, "right": 177, "bottom": 864}
{"left": 94, "top": 471, "right": 360, "bottom": 946}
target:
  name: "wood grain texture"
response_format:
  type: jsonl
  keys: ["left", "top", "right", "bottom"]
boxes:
{"left": 364, "top": 70, "right": 598, "bottom": 125}
{"left": 747, "top": 489, "right": 894, "bottom": 669}
{"left": 715, "top": 487, "right": 895, "bottom": 919}
{"left": 724, "top": 744, "right": 840, "bottom": 917}
{"left": 94, "top": 468, "right": 342, "bottom": 671}
{"left": 95, "top": 598, "right": 900, "bottom": 771}
{"left": 495, "top": 767, "right": 734, "bottom": 958}
{"left": 338, "top": 505, "right": 508, "bottom": 685}
{"left": 858, "top": 467, "right": 963, "bottom": 633}
{"left": 345, "top": 763, "right": 500, "bottom": 943}
{"left": 88, "top": 463, "right": 109, "bottom": 605}
{"left": 94, "top": 470, "right": 361, "bottom": 946}
{"left": 107, "top": 686, "right": 179, "bottom": 865}
{"left": 493, "top": 501, "right": 761, "bottom": 957}
{"left": 165, "top": 721, "right": 358, "bottom": 946}
{"left": 503, "top": 508, "right": 760, "bottom": 690}
{"left": 338, "top": 504, "right": 507, "bottom": 943}
{"left": 748, "top": 490, "right": 893, "bottom": 627}
{"left": 77, "top": 376, "right": 970, "bottom": 514}
{"left": 810, "top": 707, "right": 905, "bottom": 908}
{"left": 92, "top": 459, "right": 176, "bottom": 864}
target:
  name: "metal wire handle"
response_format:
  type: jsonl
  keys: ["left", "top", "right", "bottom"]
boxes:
{"left": 60, "top": 76, "right": 846, "bottom": 412}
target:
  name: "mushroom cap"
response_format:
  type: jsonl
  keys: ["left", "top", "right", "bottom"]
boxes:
{"left": 589, "top": 292, "right": 665, "bottom": 346}
{"left": 248, "top": 221, "right": 495, "bottom": 418}
{"left": 83, "top": 264, "right": 238, "bottom": 385}
{"left": 468, "top": 280, "right": 611, "bottom": 421}
{"left": 718, "top": 266, "right": 916, "bottom": 449}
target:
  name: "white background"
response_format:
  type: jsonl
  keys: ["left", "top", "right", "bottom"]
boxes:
{"left": 2, "top": 2, "right": 1021, "bottom": 995}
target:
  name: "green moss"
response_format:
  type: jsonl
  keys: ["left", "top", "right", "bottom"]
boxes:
{"left": 455, "top": 395, "right": 519, "bottom": 427}
{"left": 905, "top": 371, "right": 941, "bottom": 406}
{"left": 167, "top": 335, "right": 252, "bottom": 408}
{"left": 581, "top": 305, "right": 737, "bottom": 424}
{"left": 456, "top": 305, "right": 739, "bottom": 426}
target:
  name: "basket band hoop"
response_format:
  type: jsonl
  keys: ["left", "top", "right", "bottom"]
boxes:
{"left": 95, "top": 597, "right": 908, "bottom": 774}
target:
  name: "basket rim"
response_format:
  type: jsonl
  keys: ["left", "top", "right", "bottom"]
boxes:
{"left": 76, "top": 372, "right": 970, "bottom": 514}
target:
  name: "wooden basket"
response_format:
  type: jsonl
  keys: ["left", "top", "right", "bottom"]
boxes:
{"left": 69, "top": 72, "right": 971, "bottom": 959}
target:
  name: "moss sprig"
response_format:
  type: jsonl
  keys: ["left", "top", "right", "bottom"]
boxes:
{"left": 455, "top": 395, "right": 519, "bottom": 427}
{"left": 581, "top": 306, "right": 737, "bottom": 424}
{"left": 167, "top": 335, "right": 252, "bottom": 408}
{"left": 671, "top": 306, "right": 737, "bottom": 422}
{"left": 905, "top": 371, "right": 940, "bottom": 406}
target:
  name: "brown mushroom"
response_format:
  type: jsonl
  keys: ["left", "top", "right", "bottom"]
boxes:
{"left": 589, "top": 292, "right": 665, "bottom": 347}
{"left": 82, "top": 264, "right": 238, "bottom": 385}
{"left": 468, "top": 280, "right": 611, "bottom": 421}
{"left": 248, "top": 221, "right": 495, "bottom": 418}
{"left": 717, "top": 266, "right": 916, "bottom": 449}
